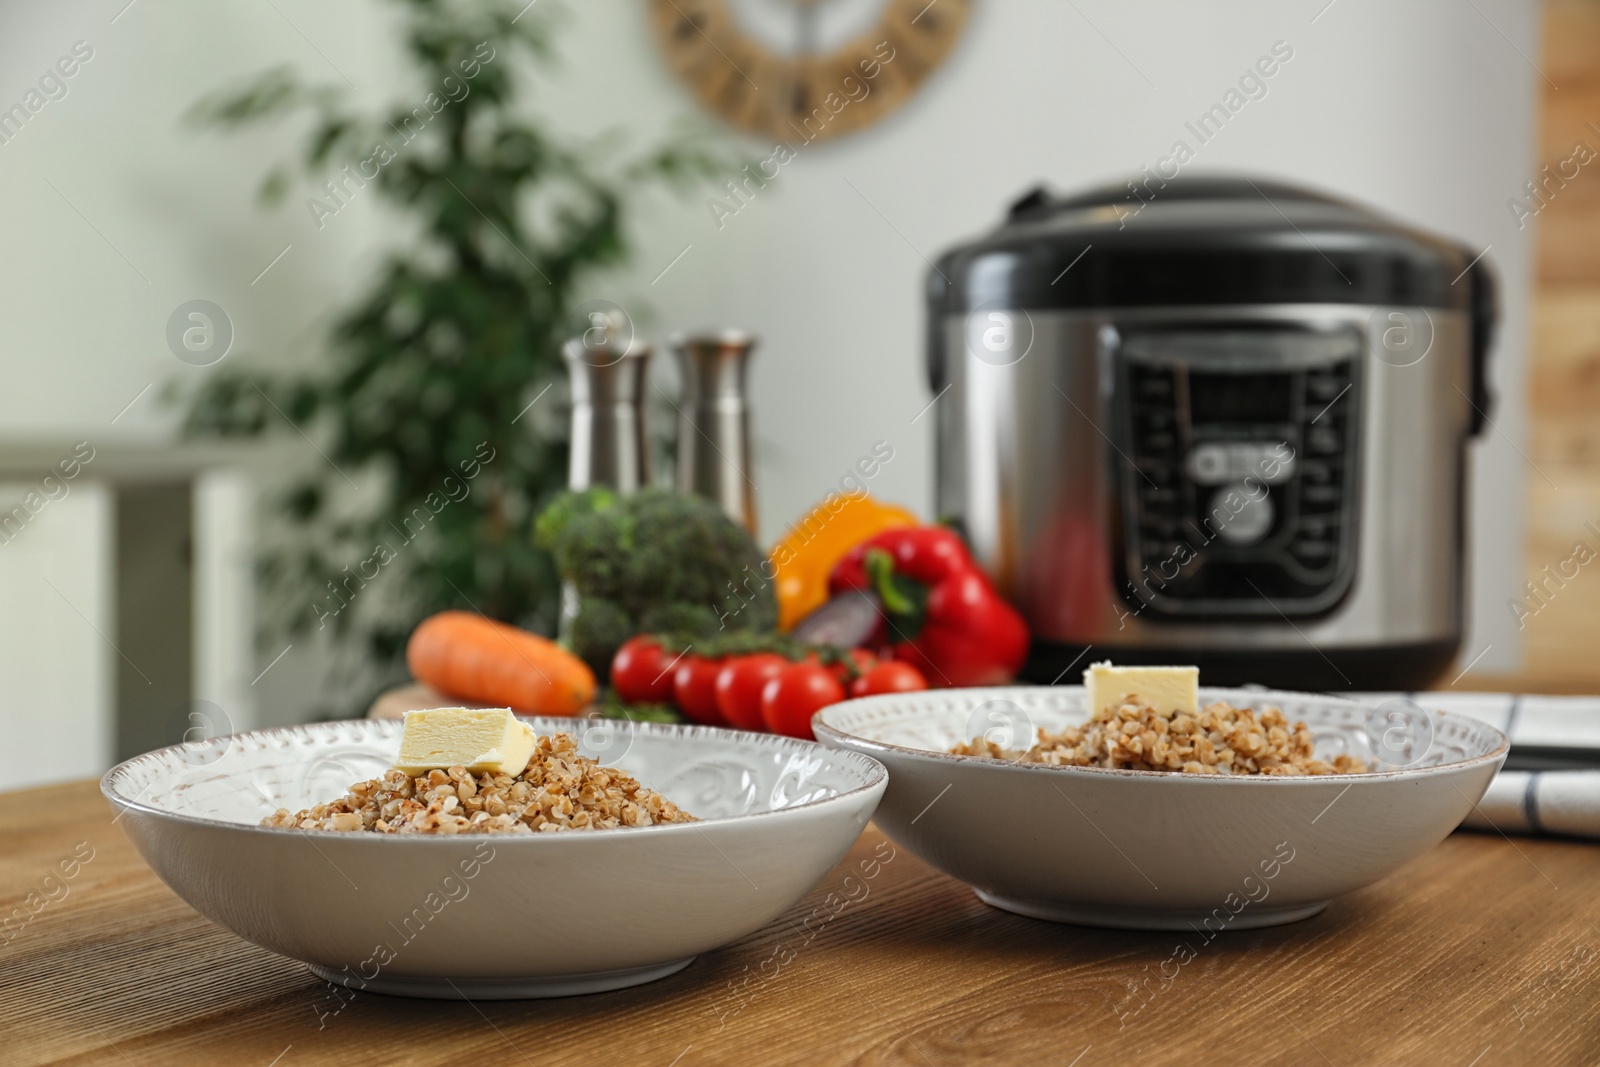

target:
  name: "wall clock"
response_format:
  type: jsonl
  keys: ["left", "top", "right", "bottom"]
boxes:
{"left": 648, "top": 0, "right": 971, "bottom": 143}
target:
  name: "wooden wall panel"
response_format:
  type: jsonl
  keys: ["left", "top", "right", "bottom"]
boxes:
{"left": 1519, "top": 0, "right": 1600, "bottom": 685}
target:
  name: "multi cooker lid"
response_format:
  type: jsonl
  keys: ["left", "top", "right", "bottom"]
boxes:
{"left": 929, "top": 176, "right": 1484, "bottom": 313}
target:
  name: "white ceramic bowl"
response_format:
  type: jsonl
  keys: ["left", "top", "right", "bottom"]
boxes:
{"left": 103, "top": 717, "right": 886, "bottom": 999}
{"left": 814, "top": 686, "right": 1507, "bottom": 931}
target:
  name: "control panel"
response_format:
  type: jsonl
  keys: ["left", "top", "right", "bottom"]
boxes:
{"left": 1110, "top": 327, "right": 1362, "bottom": 619}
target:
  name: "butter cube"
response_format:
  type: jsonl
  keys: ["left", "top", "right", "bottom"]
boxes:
{"left": 395, "top": 707, "right": 537, "bottom": 776}
{"left": 1083, "top": 662, "right": 1199, "bottom": 720}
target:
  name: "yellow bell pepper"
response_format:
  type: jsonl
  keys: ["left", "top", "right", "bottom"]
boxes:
{"left": 770, "top": 494, "right": 921, "bottom": 631}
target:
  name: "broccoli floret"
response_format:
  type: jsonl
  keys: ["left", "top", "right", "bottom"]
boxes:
{"left": 565, "top": 595, "right": 633, "bottom": 670}
{"left": 640, "top": 602, "right": 723, "bottom": 638}
{"left": 537, "top": 488, "right": 778, "bottom": 672}
{"left": 533, "top": 486, "right": 617, "bottom": 554}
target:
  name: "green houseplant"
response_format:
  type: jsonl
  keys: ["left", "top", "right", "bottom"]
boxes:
{"left": 183, "top": 0, "right": 731, "bottom": 693}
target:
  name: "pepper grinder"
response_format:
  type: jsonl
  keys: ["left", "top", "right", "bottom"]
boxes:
{"left": 672, "top": 331, "right": 757, "bottom": 534}
{"left": 562, "top": 323, "right": 651, "bottom": 493}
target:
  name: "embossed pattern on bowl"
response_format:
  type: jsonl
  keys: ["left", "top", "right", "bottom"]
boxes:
{"left": 103, "top": 718, "right": 887, "bottom": 998}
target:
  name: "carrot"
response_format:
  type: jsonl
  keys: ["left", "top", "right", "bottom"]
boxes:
{"left": 406, "top": 611, "right": 596, "bottom": 717}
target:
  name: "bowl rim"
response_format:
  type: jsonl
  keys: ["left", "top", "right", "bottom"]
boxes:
{"left": 813, "top": 685, "right": 1510, "bottom": 784}
{"left": 101, "top": 716, "right": 888, "bottom": 841}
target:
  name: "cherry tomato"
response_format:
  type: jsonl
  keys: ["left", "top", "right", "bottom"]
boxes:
{"left": 849, "top": 660, "right": 929, "bottom": 698}
{"left": 715, "top": 654, "right": 790, "bottom": 732}
{"left": 610, "top": 636, "right": 677, "bottom": 704}
{"left": 673, "top": 655, "right": 727, "bottom": 726}
{"left": 761, "top": 663, "right": 846, "bottom": 740}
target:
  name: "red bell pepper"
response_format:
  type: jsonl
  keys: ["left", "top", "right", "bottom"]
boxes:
{"left": 828, "top": 526, "right": 1030, "bottom": 688}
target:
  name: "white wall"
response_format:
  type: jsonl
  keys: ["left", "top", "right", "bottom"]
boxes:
{"left": 0, "top": 0, "right": 1541, "bottom": 739}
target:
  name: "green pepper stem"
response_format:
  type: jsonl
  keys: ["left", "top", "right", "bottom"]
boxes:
{"left": 865, "top": 548, "right": 913, "bottom": 613}
{"left": 864, "top": 547, "right": 929, "bottom": 643}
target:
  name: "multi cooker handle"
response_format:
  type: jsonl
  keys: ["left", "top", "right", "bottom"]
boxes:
{"left": 1007, "top": 185, "right": 1055, "bottom": 221}
{"left": 1465, "top": 250, "right": 1498, "bottom": 438}
{"left": 925, "top": 265, "right": 950, "bottom": 396}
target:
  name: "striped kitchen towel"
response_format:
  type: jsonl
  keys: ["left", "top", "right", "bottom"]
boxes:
{"left": 1356, "top": 692, "right": 1600, "bottom": 840}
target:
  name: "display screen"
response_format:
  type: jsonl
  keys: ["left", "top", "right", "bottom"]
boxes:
{"left": 1188, "top": 372, "right": 1292, "bottom": 423}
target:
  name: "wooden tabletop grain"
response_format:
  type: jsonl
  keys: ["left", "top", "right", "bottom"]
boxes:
{"left": 5, "top": 779, "right": 1599, "bottom": 1067}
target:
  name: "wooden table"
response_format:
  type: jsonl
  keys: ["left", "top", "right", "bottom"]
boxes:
{"left": 5, "top": 780, "right": 1600, "bottom": 1066}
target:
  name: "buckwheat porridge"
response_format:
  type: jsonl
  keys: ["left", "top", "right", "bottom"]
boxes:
{"left": 263, "top": 732, "right": 696, "bottom": 834}
{"left": 952, "top": 696, "right": 1369, "bottom": 776}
